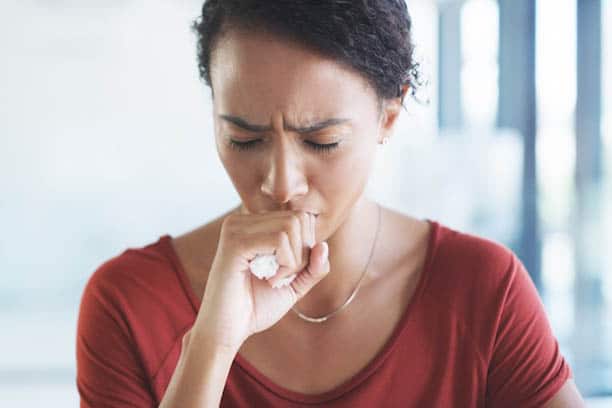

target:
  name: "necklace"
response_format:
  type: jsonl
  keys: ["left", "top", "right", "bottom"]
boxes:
{"left": 290, "top": 202, "right": 382, "bottom": 323}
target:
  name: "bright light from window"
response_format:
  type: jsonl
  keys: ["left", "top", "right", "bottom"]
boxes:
{"left": 535, "top": 0, "right": 576, "bottom": 232}
{"left": 536, "top": 0, "right": 577, "bottom": 126}
{"left": 535, "top": 0, "right": 578, "bottom": 383}
{"left": 603, "top": 1, "right": 612, "bottom": 160}
{"left": 460, "top": 0, "right": 499, "bottom": 128}
{"left": 600, "top": 0, "right": 612, "bottom": 330}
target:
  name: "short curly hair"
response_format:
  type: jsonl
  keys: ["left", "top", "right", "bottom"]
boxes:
{"left": 191, "top": 0, "right": 423, "bottom": 107}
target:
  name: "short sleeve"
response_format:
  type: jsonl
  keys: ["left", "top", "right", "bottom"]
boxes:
{"left": 485, "top": 253, "right": 572, "bottom": 407}
{"left": 76, "top": 270, "right": 155, "bottom": 407}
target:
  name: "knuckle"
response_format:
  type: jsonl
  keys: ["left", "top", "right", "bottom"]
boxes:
{"left": 290, "top": 283, "right": 303, "bottom": 301}
{"left": 276, "top": 230, "right": 288, "bottom": 244}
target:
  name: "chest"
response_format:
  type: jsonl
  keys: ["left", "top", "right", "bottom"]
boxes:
{"left": 235, "top": 267, "right": 420, "bottom": 395}
{"left": 171, "top": 213, "right": 431, "bottom": 396}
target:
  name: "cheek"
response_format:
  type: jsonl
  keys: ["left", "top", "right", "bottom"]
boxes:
{"left": 312, "top": 143, "right": 376, "bottom": 197}
{"left": 219, "top": 153, "right": 261, "bottom": 194}
{"left": 311, "top": 146, "right": 375, "bottom": 238}
{"left": 234, "top": 168, "right": 259, "bottom": 194}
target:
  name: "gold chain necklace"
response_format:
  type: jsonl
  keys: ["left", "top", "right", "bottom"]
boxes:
{"left": 291, "top": 203, "right": 382, "bottom": 323}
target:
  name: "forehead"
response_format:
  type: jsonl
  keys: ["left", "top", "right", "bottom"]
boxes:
{"left": 209, "top": 29, "right": 378, "bottom": 122}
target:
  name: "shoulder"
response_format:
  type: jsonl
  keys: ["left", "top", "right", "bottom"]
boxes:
{"left": 83, "top": 237, "right": 184, "bottom": 309}
{"left": 79, "top": 235, "right": 194, "bottom": 330}
{"left": 425, "top": 222, "right": 517, "bottom": 298}
{"left": 76, "top": 237, "right": 191, "bottom": 404}
{"left": 375, "top": 209, "right": 515, "bottom": 296}
{"left": 421, "top": 222, "right": 531, "bottom": 348}
{"left": 77, "top": 236, "right": 195, "bottom": 375}
{"left": 87, "top": 238, "right": 168, "bottom": 289}
{"left": 432, "top": 222, "right": 514, "bottom": 269}
{"left": 77, "top": 235, "right": 202, "bottom": 391}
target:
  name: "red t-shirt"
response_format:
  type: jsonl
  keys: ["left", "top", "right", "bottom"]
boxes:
{"left": 76, "top": 220, "right": 572, "bottom": 407}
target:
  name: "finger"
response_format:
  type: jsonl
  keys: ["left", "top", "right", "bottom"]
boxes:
{"left": 267, "top": 219, "right": 300, "bottom": 286}
{"left": 284, "top": 241, "right": 329, "bottom": 301}
{"left": 233, "top": 211, "right": 303, "bottom": 269}
{"left": 309, "top": 213, "right": 316, "bottom": 248}
{"left": 297, "top": 211, "right": 311, "bottom": 266}
{"left": 273, "top": 230, "right": 297, "bottom": 271}
{"left": 267, "top": 212, "right": 308, "bottom": 287}
{"left": 287, "top": 211, "right": 308, "bottom": 272}
{"left": 241, "top": 230, "right": 296, "bottom": 272}
{"left": 227, "top": 210, "right": 294, "bottom": 234}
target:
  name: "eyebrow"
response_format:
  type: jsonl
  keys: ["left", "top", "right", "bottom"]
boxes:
{"left": 219, "top": 114, "right": 351, "bottom": 133}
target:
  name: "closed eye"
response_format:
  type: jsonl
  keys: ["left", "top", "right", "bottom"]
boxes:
{"left": 228, "top": 139, "right": 340, "bottom": 154}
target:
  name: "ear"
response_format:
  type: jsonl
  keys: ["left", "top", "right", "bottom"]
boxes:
{"left": 378, "top": 84, "right": 410, "bottom": 143}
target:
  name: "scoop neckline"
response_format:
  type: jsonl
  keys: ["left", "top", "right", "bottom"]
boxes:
{"left": 158, "top": 218, "right": 440, "bottom": 405}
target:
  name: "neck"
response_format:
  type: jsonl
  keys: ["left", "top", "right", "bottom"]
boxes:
{"left": 293, "top": 197, "right": 381, "bottom": 319}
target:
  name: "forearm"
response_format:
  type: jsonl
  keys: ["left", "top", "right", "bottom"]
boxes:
{"left": 159, "top": 329, "right": 239, "bottom": 408}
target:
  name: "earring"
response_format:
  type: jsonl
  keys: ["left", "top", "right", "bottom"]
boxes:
{"left": 380, "top": 136, "right": 390, "bottom": 145}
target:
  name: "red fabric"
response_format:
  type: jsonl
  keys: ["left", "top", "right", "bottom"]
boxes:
{"left": 76, "top": 221, "right": 572, "bottom": 407}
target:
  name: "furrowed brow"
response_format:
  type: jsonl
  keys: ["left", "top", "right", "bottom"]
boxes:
{"left": 219, "top": 115, "right": 350, "bottom": 133}
{"left": 286, "top": 118, "right": 351, "bottom": 133}
{"left": 219, "top": 115, "right": 271, "bottom": 132}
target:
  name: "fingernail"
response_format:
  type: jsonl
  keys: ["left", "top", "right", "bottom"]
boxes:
{"left": 310, "top": 214, "right": 316, "bottom": 248}
{"left": 321, "top": 241, "right": 328, "bottom": 260}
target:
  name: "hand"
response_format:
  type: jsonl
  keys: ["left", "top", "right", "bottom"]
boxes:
{"left": 192, "top": 210, "right": 330, "bottom": 351}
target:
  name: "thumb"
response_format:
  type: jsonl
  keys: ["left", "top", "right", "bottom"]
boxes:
{"left": 285, "top": 241, "right": 329, "bottom": 302}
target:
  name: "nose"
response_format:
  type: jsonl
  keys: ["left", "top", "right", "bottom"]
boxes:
{"left": 260, "top": 138, "right": 308, "bottom": 204}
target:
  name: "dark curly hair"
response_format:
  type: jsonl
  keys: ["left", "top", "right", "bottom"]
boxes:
{"left": 191, "top": 0, "right": 423, "bottom": 108}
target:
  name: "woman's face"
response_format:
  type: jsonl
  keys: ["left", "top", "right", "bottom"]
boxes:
{"left": 209, "top": 29, "right": 400, "bottom": 241}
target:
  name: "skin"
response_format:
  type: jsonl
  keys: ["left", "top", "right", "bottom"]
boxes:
{"left": 543, "top": 379, "right": 585, "bottom": 407}
{"left": 209, "top": 28, "right": 405, "bottom": 317}
{"left": 175, "top": 27, "right": 585, "bottom": 405}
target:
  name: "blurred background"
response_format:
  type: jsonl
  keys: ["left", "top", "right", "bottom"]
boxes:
{"left": 1, "top": 0, "right": 610, "bottom": 406}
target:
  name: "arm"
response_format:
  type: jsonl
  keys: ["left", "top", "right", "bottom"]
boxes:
{"left": 543, "top": 379, "right": 586, "bottom": 408}
{"left": 158, "top": 327, "right": 239, "bottom": 408}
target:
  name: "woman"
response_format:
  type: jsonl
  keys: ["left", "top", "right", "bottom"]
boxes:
{"left": 76, "top": 1, "right": 585, "bottom": 407}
